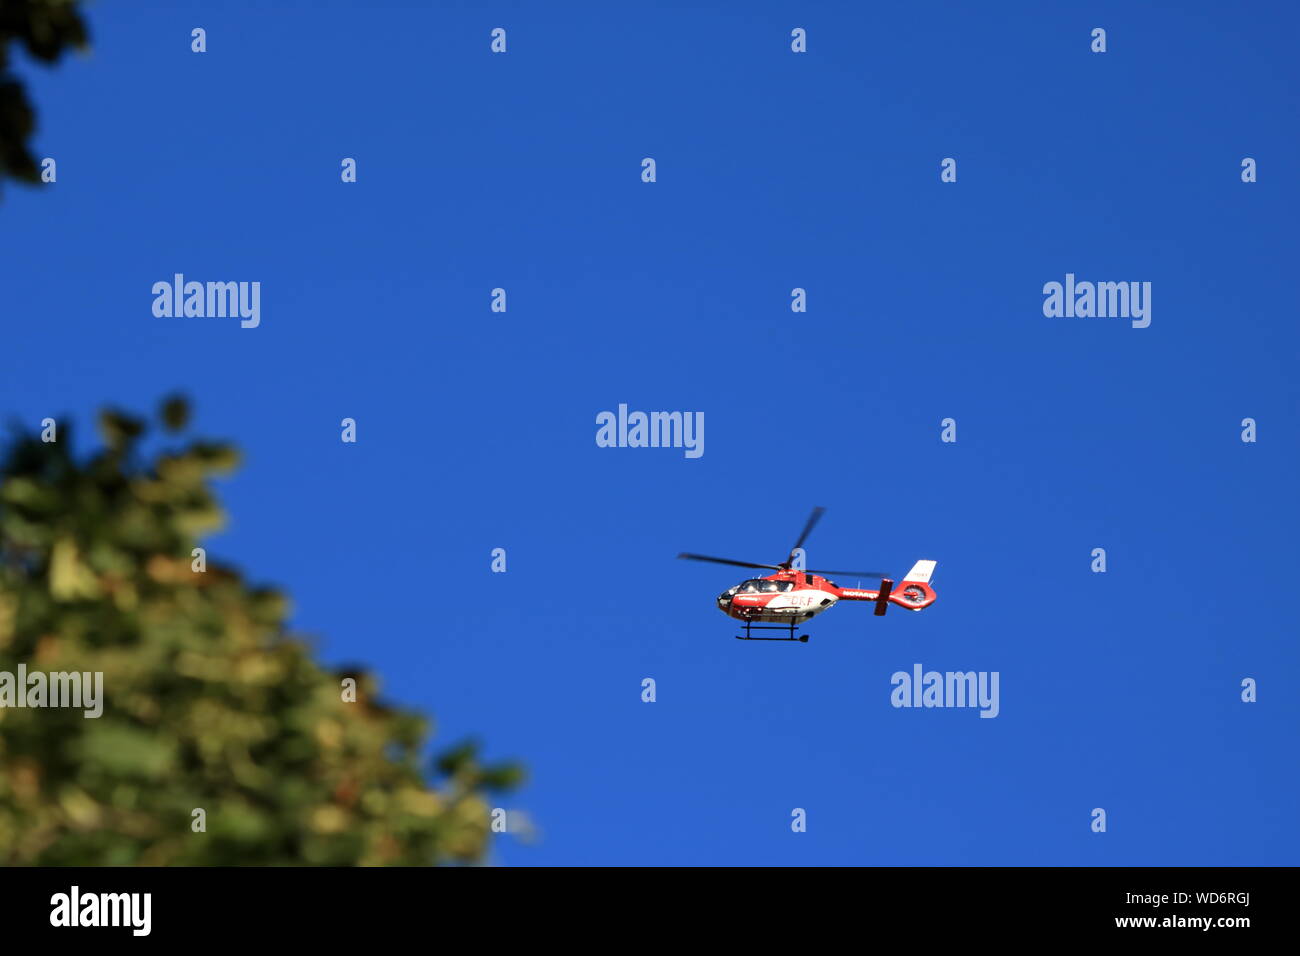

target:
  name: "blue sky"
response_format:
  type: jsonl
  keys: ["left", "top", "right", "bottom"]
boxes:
{"left": 1, "top": 0, "right": 1297, "bottom": 865}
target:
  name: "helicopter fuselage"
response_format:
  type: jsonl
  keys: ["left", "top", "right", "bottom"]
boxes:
{"left": 716, "top": 569, "right": 935, "bottom": 623}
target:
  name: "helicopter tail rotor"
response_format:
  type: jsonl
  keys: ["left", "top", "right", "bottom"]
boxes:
{"left": 892, "top": 561, "right": 938, "bottom": 611}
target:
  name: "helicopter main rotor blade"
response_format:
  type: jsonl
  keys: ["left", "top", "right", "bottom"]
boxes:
{"left": 677, "top": 553, "right": 784, "bottom": 571}
{"left": 805, "top": 567, "right": 891, "bottom": 579}
{"left": 789, "top": 506, "right": 826, "bottom": 556}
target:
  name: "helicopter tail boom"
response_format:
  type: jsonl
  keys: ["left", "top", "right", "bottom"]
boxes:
{"left": 834, "top": 560, "right": 937, "bottom": 613}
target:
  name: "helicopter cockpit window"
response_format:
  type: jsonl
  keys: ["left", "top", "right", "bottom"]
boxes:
{"left": 754, "top": 580, "right": 794, "bottom": 593}
{"left": 739, "top": 580, "right": 761, "bottom": 593}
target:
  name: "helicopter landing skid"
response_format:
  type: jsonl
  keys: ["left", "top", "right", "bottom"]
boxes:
{"left": 735, "top": 620, "right": 809, "bottom": 643}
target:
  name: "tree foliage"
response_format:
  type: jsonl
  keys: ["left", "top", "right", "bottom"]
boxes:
{"left": 0, "top": 0, "right": 89, "bottom": 192}
{"left": 0, "top": 399, "right": 521, "bottom": 864}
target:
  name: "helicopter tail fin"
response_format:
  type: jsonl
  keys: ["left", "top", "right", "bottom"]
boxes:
{"left": 902, "top": 560, "right": 936, "bottom": 585}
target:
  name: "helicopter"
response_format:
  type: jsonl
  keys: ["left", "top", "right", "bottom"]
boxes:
{"left": 678, "top": 507, "right": 937, "bottom": 642}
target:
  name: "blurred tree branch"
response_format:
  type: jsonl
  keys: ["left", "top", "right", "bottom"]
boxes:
{"left": 0, "top": 397, "right": 523, "bottom": 865}
{"left": 0, "top": 0, "right": 89, "bottom": 193}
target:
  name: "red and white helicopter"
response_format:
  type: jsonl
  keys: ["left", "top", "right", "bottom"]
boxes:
{"left": 678, "top": 507, "right": 936, "bottom": 642}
